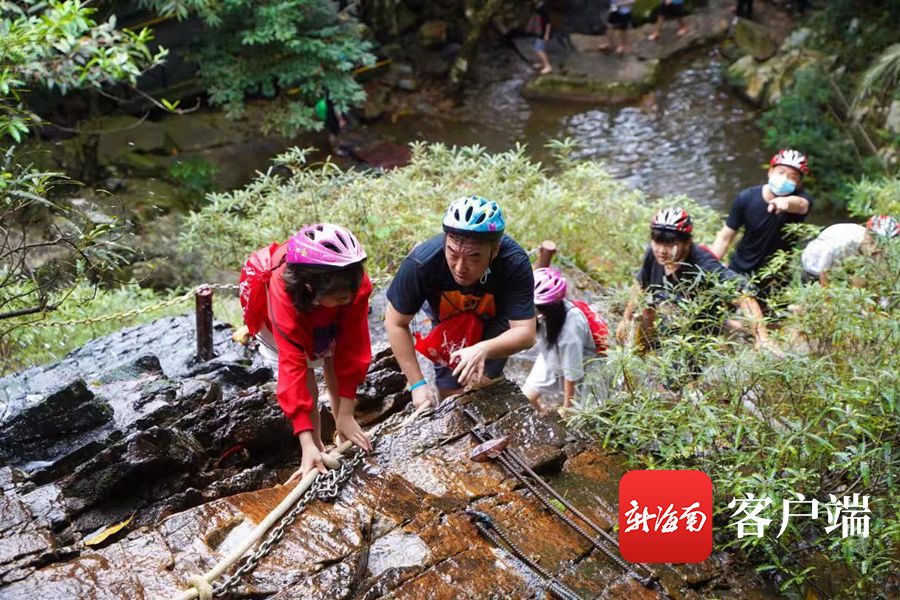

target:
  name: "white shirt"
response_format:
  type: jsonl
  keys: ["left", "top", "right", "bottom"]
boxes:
{"left": 801, "top": 224, "right": 866, "bottom": 277}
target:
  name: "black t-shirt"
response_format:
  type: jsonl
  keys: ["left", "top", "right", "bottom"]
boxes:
{"left": 386, "top": 233, "right": 536, "bottom": 324}
{"left": 726, "top": 185, "right": 813, "bottom": 274}
{"left": 637, "top": 243, "right": 744, "bottom": 305}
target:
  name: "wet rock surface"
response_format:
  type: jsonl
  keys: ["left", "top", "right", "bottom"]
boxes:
{"left": 1, "top": 312, "right": 782, "bottom": 599}
{"left": 0, "top": 313, "right": 397, "bottom": 587}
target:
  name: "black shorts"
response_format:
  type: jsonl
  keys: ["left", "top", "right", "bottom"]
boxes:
{"left": 608, "top": 10, "right": 632, "bottom": 30}
{"left": 661, "top": 3, "right": 686, "bottom": 18}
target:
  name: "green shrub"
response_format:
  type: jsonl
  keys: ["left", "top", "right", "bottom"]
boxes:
{"left": 576, "top": 240, "right": 900, "bottom": 597}
{"left": 179, "top": 142, "right": 719, "bottom": 287}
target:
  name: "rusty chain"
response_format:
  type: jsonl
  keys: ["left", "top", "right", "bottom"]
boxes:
{"left": 212, "top": 449, "right": 366, "bottom": 597}
{"left": 30, "top": 283, "right": 240, "bottom": 328}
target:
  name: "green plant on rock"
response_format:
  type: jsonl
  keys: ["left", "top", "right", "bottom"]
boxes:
{"left": 758, "top": 67, "right": 873, "bottom": 202}
{"left": 0, "top": 0, "right": 166, "bottom": 141}
{"left": 168, "top": 156, "right": 219, "bottom": 205}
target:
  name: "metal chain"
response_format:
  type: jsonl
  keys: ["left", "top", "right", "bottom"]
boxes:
{"left": 32, "top": 283, "right": 240, "bottom": 328}
{"left": 212, "top": 449, "right": 365, "bottom": 597}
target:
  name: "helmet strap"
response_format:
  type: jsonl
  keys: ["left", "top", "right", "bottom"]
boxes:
{"left": 480, "top": 246, "right": 497, "bottom": 284}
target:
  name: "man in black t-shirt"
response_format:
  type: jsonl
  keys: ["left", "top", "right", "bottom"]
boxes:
{"left": 385, "top": 196, "right": 536, "bottom": 408}
{"left": 617, "top": 207, "right": 777, "bottom": 352}
{"left": 711, "top": 149, "right": 813, "bottom": 279}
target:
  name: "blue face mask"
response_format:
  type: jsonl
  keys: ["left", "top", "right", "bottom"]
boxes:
{"left": 768, "top": 175, "right": 796, "bottom": 196}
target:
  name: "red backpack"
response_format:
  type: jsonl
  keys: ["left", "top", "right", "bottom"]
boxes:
{"left": 239, "top": 242, "right": 286, "bottom": 336}
{"left": 570, "top": 300, "right": 609, "bottom": 356}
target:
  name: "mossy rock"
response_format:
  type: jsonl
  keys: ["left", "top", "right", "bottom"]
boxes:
{"left": 97, "top": 117, "right": 170, "bottom": 164}
{"left": 523, "top": 58, "right": 660, "bottom": 104}
{"left": 732, "top": 18, "right": 777, "bottom": 61}
{"left": 727, "top": 50, "right": 827, "bottom": 108}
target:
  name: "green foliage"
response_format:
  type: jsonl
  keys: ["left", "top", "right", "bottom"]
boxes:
{"left": 139, "top": 0, "right": 374, "bottom": 137}
{"left": 179, "top": 142, "right": 719, "bottom": 286}
{"left": 168, "top": 156, "right": 219, "bottom": 204}
{"left": 0, "top": 0, "right": 167, "bottom": 141}
{"left": 0, "top": 282, "right": 186, "bottom": 375}
{"left": 857, "top": 43, "right": 900, "bottom": 105}
{"left": 846, "top": 175, "right": 900, "bottom": 219}
{"left": 810, "top": 1, "right": 900, "bottom": 74}
{"left": 574, "top": 225, "right": 900, "bottom": 596}
{"left": 757, "top": 2, "right": 900, "bottom": 204}
{"left": 758, "top": 67, "right": 872, "bottom": 202}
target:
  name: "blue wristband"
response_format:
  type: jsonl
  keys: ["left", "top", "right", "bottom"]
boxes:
{"left": 409, "top": 379, "right": 427, "bottom": 392}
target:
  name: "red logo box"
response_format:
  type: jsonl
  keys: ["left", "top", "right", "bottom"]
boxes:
{"left": 618, "top": 470, "right": 712, "bottom": 563}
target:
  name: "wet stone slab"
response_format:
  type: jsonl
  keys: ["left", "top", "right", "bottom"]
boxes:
{"left": 1, "top": 322, "right": 786, "bottom": 599}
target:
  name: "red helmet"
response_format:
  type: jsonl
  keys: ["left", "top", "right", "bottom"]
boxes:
{"left": 770, "top": 149, "right": 809, "bottom": 176}
{"left": 651, "top": 207, "right": 693, "bottom": 235}
{"left": 866, "top": 215, "right": 899, "bottom": 238}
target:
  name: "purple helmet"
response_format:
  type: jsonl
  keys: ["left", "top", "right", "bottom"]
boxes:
{"left": 534, "top": 267, "right": 567, "bottom": 305}
{"left": 286, "top": 224, "right": 367, "bottom": 266}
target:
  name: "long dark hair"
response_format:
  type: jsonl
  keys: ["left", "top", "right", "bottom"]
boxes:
{"left": 537, "top": 300, "right": 567, "bottom": 347}
{"left": 281, "top": 261, "right": 365, "bottom": 313}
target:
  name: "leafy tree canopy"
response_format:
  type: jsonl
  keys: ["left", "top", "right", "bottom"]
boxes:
{"left": 138, "top": 0, "right": 375, "bottom": 136}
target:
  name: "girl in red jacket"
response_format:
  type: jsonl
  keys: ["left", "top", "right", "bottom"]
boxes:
{"left": 259, "top": 224, "right": 373, "bottom": 477}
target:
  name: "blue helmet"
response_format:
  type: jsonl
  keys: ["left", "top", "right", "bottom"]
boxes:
{"left": 442, "top": 195, "right": 505, "bottom": 240}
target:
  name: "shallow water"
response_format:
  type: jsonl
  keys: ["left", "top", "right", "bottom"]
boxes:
{"left": 367, "top": 42, "right": 840, "bottom": 224}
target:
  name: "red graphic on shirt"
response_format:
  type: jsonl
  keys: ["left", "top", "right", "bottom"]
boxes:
{"left": 619, "top": 470, "right": 713, "bottom": 563}
{"left": 438, "top": 291, "right": 495, "bottom": 321}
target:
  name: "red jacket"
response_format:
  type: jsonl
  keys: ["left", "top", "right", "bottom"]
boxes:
{"left": 266, "top": 254, "right": 372, "bottom": 434}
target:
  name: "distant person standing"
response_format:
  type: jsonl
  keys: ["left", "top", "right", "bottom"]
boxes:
{"left": 649, "top": 0, "right": 689, "bottom": 41}
{"left": 321, "top": 92, "right": 348, "bottom": 157}
{"left": 528, "top": 1, "right": 553, "bottom": 74}
{"left": 597, "top": 0, "right": 636, "bottom": 55}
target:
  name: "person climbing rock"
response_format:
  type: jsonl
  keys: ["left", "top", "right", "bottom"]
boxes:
{"left": 710, "top": 149, "right": 813, "bottom": 307}
{"left": 617, "top": 207, "right": 778, "bottom": 353}
{"left": 246, "top": 224, "right": 374, "bottom": 478}
{"left": 384, "top": 195, "right": 536, "bottom": 409}
{"left": 597, "top": 0, "right": 636, "bottom": 55}
{"left": 802, "top": 215, "right": 900, "bottom": 285}
{"left": 523, "top": 268, "right": 607, "bottom": 417}
{"left": 649, "top": 0, "right": 690, "bottom": 41}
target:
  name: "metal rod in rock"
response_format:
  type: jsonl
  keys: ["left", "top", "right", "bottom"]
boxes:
{"left": 469, "top": 511, "right": 582, "bottom": 600}
{"left": 463, "top": 410, "right": 656, "bottom": 586}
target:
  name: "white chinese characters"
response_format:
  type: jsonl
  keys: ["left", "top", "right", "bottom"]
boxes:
{"left": 624, "top": 500, "right": 708, "bottom": 534}
{"left": 728, "top": 493, "right": 871, "bottom": 539}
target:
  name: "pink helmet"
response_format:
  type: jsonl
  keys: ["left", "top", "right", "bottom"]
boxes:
{"left": 534, "top": 267, "right": 567, "bottom": 305}
{"left": 286, "top": 224, "right": 367, "bottom": 266}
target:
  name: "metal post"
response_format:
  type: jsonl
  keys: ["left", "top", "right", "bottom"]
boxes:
{"left": 536, "top": 240, "right": 557, "bottom": 269}
{"left": 196, "top": 286, "right": 214, "bottom": 362}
